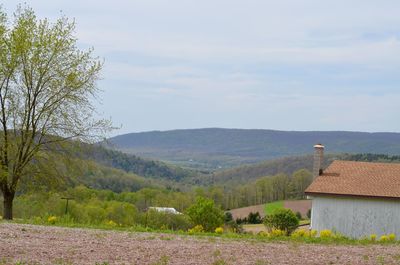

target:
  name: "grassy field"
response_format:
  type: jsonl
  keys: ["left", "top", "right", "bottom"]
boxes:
{"left": 264, "top": 200, "right": 284, "bottom": 215}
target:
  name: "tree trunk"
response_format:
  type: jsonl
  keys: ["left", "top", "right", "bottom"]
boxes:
{"left": 3, "top": 190, "right": 14, "bottom": 220}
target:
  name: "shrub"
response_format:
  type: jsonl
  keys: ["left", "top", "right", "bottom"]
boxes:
{"left": 306, "top": 209, "right": 311, "bottom": 219}
{"left": 186, "top": 197, "right": 224, "bottom": 232}
{"left": 224, "top": 212, "right": 233, "bottom": 223}
{"left": 235, "top": 217, "right": 246, "bottom": 224}
{"left": 292, "top": 229, "right": 322, "bottom": 239}
{"left": 263, "top": 208, "right": 299, "bottom": 235}
{"left": 144, "top": 210, "right": 193, "bottom": 231}
{"left": 332, "top": 232, "right": 348, "bottom": 240}
{"left": 293, "top": 229, "right": 317, "bottom": 238}
{"left": 225, "top": 220, "right": 243, "bottom": 234}
{"left": 380, "top": 235, "right": 389, "bottom": 242}
{"left": 295, "top": 211, "right": 302, "bottom": 220}
{"left": 370, "top": 234, "right": 377, "bottom": 241}
{"left": 270, "top": 228, "right": 285, "bottom": 237}
{"left": 291, "top": 229, "right": 306, "bottom": 238}
{"left": 106, "top": 220, "right": 117, "bottom": 227}
{"left": 188, "top": 225, "right": 204, "bottom": 234}
{"left": 258, "top": 231, "right": 269, "bottom": 237}
{"left": 377, "top": 234, "right": 396, "bottom": 242}
{"left": 47, "top": 216, "right": 57, "bottom": 224}
{"left": 215, "top": 227, "right": 224, "bottom": 234}
{"left": 309, "top": 230, "right": 318, "bottom": 237}
{"left": 319, "top": 229, "right": 333, "bottom": 238}
{"left": 105, "top": 201, "right": 138, "bottom": 226}
{"left": 83, "top": 203, "right": 107, "bottom": 224}
{"left": 247, "top": 212, "right": 263, "bottom": 224}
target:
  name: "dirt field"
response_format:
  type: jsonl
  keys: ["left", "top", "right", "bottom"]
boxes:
{"left": 229, "top": 200, "right": 311, "bottom": 220}
{"left": 242, "top": 224, "right": 267, "bottom": 234}
{"left": 1, "top": 223, "right": 400, "bottom": 265}
{"left": 283, "top": 200, "right": 311, "bottom": 218}
{"left": 229, "top": 204, "right": 266, "bottom": 220}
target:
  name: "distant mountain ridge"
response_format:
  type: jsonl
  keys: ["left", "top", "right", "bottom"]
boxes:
{"left": 107, "top": 128, "right": 400, "bottom": 170}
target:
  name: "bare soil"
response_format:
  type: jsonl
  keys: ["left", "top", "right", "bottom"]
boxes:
{"left": 242, "top": 224, "right": 267, "bottom": 234}
{"left": 283, "top": 200, "right": 312, "bottom": 218}
{"left": 229, "top": 200, "right": 312, "bottom": 220}
{"left": 229, "top": 204, "right": 266, "bottom": 220}
{"left": 1, "top": 223, "right": 400, "bottom": 265}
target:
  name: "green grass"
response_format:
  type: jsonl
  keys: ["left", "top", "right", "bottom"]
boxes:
{"left": 242, "top": 224, "right": 263, "bottom": 228}
{"left": 264, "top": 201, "right": 284, "bottom": 215}
{"left": 299, "top": 220, "right": 310, "bottom": 226}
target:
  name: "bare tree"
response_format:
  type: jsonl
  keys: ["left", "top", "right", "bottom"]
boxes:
{"left": 0, "top": 6, "right": 109, "bottom": 219}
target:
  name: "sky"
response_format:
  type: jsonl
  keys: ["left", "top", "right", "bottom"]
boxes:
{"left": 2, "top": 1, "right": 400, "bottom": 135}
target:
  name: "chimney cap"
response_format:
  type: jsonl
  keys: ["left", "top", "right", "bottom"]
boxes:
{"left": 314, "top": 144, "right": 324, "bottom": 149}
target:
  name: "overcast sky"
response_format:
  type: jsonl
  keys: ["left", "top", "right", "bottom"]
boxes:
{"left": 3, "top": 1, "right": 400, "bottom": 135}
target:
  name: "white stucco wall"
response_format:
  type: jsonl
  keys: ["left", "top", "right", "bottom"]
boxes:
{"left": 310, "top": 196, "right": 400, "bottom": 238}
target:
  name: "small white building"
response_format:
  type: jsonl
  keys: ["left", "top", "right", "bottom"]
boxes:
{"left": 148, "top": 207, "right": 182, "bottom": 215}
{"left": 305, "top": 144, "right": 400, "bottom": 238}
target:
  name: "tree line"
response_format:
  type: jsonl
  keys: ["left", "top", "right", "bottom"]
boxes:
{"left": 2, "top": 168, "right": 312, "bottom": 221}
{"left": 204, "top": 169, "right": 312, "bottom": 209}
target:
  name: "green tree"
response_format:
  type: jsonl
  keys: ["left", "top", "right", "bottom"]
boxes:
{"left": 186, "top": 197, "right": 224, "bottom": 232}
{"left": 0, "top": 6, "right": 108, "bottom": 219}
{"left": 270, "top": 174, "right": 290, "bottom": 201}
{"left": 264, "top": 208, "right": 299, "bottom": 235}
{"left": 291, "top": 169, "right": 312, "bottom": 199}
{"left": 247, "top": 212, "right": 262, "bottom": 224}
{"left": 208, "top": 186, "right": 224, "bottom": 207}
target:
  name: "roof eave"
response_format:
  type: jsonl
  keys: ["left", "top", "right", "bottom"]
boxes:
{"left": 304, "top": 191, "right": 400, "bottom": 201}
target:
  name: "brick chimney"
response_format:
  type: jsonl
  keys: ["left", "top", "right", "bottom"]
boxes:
{"left": 313, "top": 144, "right": 324, "bottom": 179}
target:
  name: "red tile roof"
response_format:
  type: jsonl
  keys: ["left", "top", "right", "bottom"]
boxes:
{"left": 305, "top": 160, "right": 400, "bottom": 199}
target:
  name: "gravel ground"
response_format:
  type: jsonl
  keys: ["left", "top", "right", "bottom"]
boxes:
{"left": 1, "top": 223, "right": 400, "bottom": 265}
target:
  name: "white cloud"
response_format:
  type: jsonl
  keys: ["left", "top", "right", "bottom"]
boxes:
{"left": 3, "top": 0, "right": 400, "bottom": 133}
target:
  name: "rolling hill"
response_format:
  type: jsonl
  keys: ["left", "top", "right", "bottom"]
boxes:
{"left": 24, "top": 134, "right": 400, "bottom": 194}
{"left": 20, "top": 152, "right": 159, "bottom": 194}
{"left": 106, "top": 128, "right": 400, "bottom": 170}
{"left": 20, "top": 141, "right": 199, "bottom": 194}
{"left": 80, "top": 144, "right": 199, "bottom": 181}
{"left": 44, "top": 132, "right": 400, "bottom": 192}
{"left": 189, "top": 153, "right": 400, "bottom": 185}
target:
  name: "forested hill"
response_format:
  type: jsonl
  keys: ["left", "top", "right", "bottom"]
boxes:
{"left": 193, "top": 153, "right": 400, "bottom": 186}
{"left": 19, "top": 140, "right": 199, "bottom": 194}
{"left": 80, "top": 145, "right": 199, "bottom": 181}
{"left": 107, "top": 128, "right": 400, "bottom": 170}
{"left": 26, "top": 140, "right": 400, "bottom": 194}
